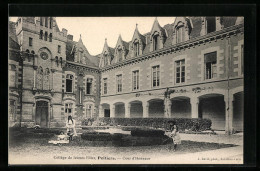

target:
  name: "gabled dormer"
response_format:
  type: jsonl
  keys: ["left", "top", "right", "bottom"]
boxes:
{"left": 72, "top": 34, "right": 91, "bottom": 65}
{"left": 130, "top": 24, "right": 146, "bottom": 58}
{"left": 99, "top": 38, "right": 114, "bottom": 67}
{"left": 172, "top": 17, "right": 193, "bottom": 45}
{"left": 149, "top": 18, "right": 167, "bottom": 52}
{"left": 114, "top": 34, "right": 129, "bottom": 63}
{"left": 200, "top": 17, "right": 223, "bottom": 36}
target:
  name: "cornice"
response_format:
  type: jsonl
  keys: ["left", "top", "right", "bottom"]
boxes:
{"left": 101, "top": 24, "right": 244, "bottom": 72}
{"left": 66, "top": 61, "right": 100, "bottom": 73}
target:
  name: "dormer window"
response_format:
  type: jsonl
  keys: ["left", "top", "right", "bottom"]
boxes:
{"left": 49, "top": 33, "right": 52, "bottom": 42}
{"left": 153, "top": 33, "right": 159, "bottom": 51}
{"left": 117, "top": 47, "right": 123, "bottom": 62}
{"left": 134, "top": 40, "right": 140, "bottom": 57}
{"left": 103, "top": 52, "right": 108, "bottom": 66}
{"left": 206, "top": 17, "right": 216, "bottom": 33}
{"left": 78, "top": 49, "right": 83, "bottom": 63}
{"left": 176, "top": 25, "right": 185, "bottom": 43}
{"left": 39, "top": 30, "right": 43, "bottom": 39}
{"left": 44, "top": 31, "right": 48, "bottom": 41}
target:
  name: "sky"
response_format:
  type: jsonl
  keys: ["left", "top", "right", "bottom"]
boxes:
{"left": 9, "top": 17, "right": 176, "bottom": 56}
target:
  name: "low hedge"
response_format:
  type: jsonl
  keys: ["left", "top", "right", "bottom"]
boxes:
{"left": 97, "top": 118, "right": 212, "bottom": 131}
{"left": 131, "top": 128, "right": 165, "bottom": 137}
{"left": 81, "top": 132, "right": 125, "bottom": 141}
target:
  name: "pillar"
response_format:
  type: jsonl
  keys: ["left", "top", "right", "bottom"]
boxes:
{"left": 99, "top": 105, "right": 104, "bottom": 117}
{"left": 190, "top": 97, "right": 199, "bottom": 118}
{"left": 33, "top": 66, "right": 38, "bottom": 88}
{"left": 125, "top": 103, "right": 131, "bottom": 118}
{"left": 164, "top": 99, "right": 172, "bottom": 118}
{"left": 142, "top": 101, "right": 149, "bottom": 118}
{"left": 51, "top": 69, "right": 55, "bottom": 90}
{"left": 110, "top": 104, "right": 115, "bottom": 118}
{"left": 225, "top": 95, "right": 234, "bottom": 134}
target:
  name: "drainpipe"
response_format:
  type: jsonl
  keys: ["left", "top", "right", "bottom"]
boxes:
{"left": 19, "top": 51, "right": 24, "bottom": 127}
{"left": 227, "top": 35, "right": 231, "bottom": 135}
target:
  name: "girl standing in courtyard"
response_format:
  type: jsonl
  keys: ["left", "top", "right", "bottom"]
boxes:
{"left": 66, "top": 115, "right": 77, "bottom": 140}
{"left": 170, "top": 124, "right": 181, "bottom": 151}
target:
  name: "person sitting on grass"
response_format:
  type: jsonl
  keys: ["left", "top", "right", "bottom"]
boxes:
{"left": 48, "top": 131, "right": 69, "bottom": 145}
{"left": 169, "top": 124, "right": 181, "bottom": 151}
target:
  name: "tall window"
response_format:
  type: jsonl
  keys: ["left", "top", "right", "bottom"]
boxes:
{"left": 134, "top": 41, "right": 140, "bottom": 56}
{"left": 86, "top": 78, "right": 93, "bottom": 95}
{"left": 153, "top": 34, "right": 159, "bottom": 51}
{"left": 29, "top": 37, "right": 33, "bottom": 46}
{"left": 43, "top": 68, "right": 50, "bottom": 90}
{"left": 176, "top": 25, "right": 185, "bottom": 43}
{"left": 9, "top": 100, "right": 16, "bottom": 121}
{"left": 49, "top": 17, "right": 53, "bottom": 29}
{"left": 86, "top": 105, "right": 93, "bottom": 118}
{"left": 241, "top": 44, "right": 244, "bottom": 74}
{"left": 66, "top": 74, "right": 73, "bottom": 93}
{"left": 49, "top": 33, "right": 52, "bottom": 42}
{"left": 206, "top": 17, "right": 216, "bottom": 34}
{"left": 205, "top": 52, "right": 217, "bottom": 79}
{"left": 103, "top": 78, "right": 107, "bottom": 94}
{"left": 118, "top": 48, "right": 123, "bottom": 62}
{"left": 152, "top": 65, "right": 160, "bottom": 87}
{"left": 65, "top": 103, "right": 73, "bottom": 116}
{"left": 104, "top": 54, "right": 108, "bottom": 66}
{"left": 175, "top": 60, "right": 185, "bottom": 83}
{"left": 40, "top": 17, "right": 43, "bottom": 26}
{"left": 44, "top": 31, "right": 48, "bottom": 41}
{"left": 78, "top": 50, "right": 83, "bottom": 63}
{"left": 58, "top": 45, "right": 61, "bottom": 53}
{"left": 45, "top": 17, "right": 48, "bottom": 27}
{"left": 36, "top": 66, "right": 43, "bottom": 90}
{"left": 39, "top": 30, "right": 43, "bottom": 39}
{"left": 116, "top": 74, "right": 122, "bottom": 93}
{"left": 132, "top": 70, "right": 139, "bottom": 90}
{"left": 9, "top": 64, "right": 16, "bottom": 87}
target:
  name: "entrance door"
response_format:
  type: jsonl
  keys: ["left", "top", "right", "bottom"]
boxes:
{"left": 36, "top": 101, "right": 48, "bottom": 127}
{"left": 104, "top": 109, "right": 110, "bottom": 117}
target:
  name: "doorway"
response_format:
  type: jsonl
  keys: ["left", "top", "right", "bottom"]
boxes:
{"left": 104, "top": 109, "right": 110, "bottom": 117}
{"left": 36, "top": 101, "right": 49, "bottom": 127}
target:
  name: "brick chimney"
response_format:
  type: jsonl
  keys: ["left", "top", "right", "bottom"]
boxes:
{"left": 67, "top": 34, "right": 73, "bottom": 41}
{"left": 62, "top": 28, "right": 67, "bottom": 36}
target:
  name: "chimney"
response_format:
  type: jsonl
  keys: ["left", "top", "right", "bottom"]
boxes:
{"left": 62, "top": 28, "right": 67, "bottom": 36}
{"left": 67, "top": 34, "right": 73, "bottom": 41}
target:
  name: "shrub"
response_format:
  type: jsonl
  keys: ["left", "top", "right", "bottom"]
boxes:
{"left": 97, "top": 118, "right": 212, "bottom": 131}
{"left": 82, "top": 118, "right": 95, "bottom": 126}
{"left": 32, "top": 128, "right": 61, "bottom": 135}
{"left": 131, "top": 128, "right": 165, "bottom": 137}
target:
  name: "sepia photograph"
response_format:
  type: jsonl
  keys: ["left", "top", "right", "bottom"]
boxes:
{"left": 8, "top": 15, "right": 244, "bottom": 165}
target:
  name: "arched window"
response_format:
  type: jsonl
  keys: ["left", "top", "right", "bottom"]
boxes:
{"left": 117, "top": 46, "right": 123, "bottom": 62}
{"left": 134, "top": 40, "right": 140, "bottom": 56}
{"left": 176, "top": 24, "right": 185, "bottom": 43}
{"left": 153, "top": 33, "right": 159, "bottom": 51}
{"left": 40, "top": 17, "right": 43, "bottom": 26}
{"left": 49, "top": 33, "right": 52, "bottom": 42}
{"left": 31, "top": 50, "right": 35, "bottom": 54}
{"left": 206, "top": 17, "right": 216, "bottom": 34}
{"left": 60, "top": 57, "right": 63, "bottom": 67}
{"left": 44, "top": 31, "right": 48, "bottom": 41}
{"left": 66, "top": 74, "right": 74, "bottom": 93}
{"left": 36, "top": 66, "right": 43, "bottom": 90}
{"left": 9, "top": 64, "right": 16, "bottom": 87}
{"left": 26, "top": 49, "right": 30, "bottom": 54}
{"left": 55, "top": 56, "right": 59, "bottom": 66}
{"left": 45, "top": 17, "right": 48, "bottom": 28}
{"left": 49, "top": 17, "right": 53, "bottom": 29}
{"left": 43, "top": 68, "right": 50, "bottom": 90}
{"left": 39, "top": 30, "right": 43, "bottom": 39}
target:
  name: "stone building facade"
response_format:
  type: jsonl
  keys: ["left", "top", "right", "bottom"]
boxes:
{"left": 9, "top": 17, "right": 244, "bottom": 134}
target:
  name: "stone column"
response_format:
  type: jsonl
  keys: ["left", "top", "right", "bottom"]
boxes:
{"left": 190, "top": 97, "right": 199, "bottom": 118}
{"left": 99, "top": 105, "right": 104, "bottom": 117}
{"left": 33, "top": 66, "right": 38, "bottom": 88}
{"left": 164, "top": 98, "right": 172, "bottom": 118}
{"left": 110, "top": 104, "right": 115, "bottom": 118}
{"left": 125, "top": 103, "right": 131, "bottom": 118}
{"left": 225, "top": 95, "right": 234, "bottom": 134}
{"left": 142, "top": 101, "right": 149, "bottom": 118}
{"left": 51, "top": 69, "right": 55, "bottom": 90}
